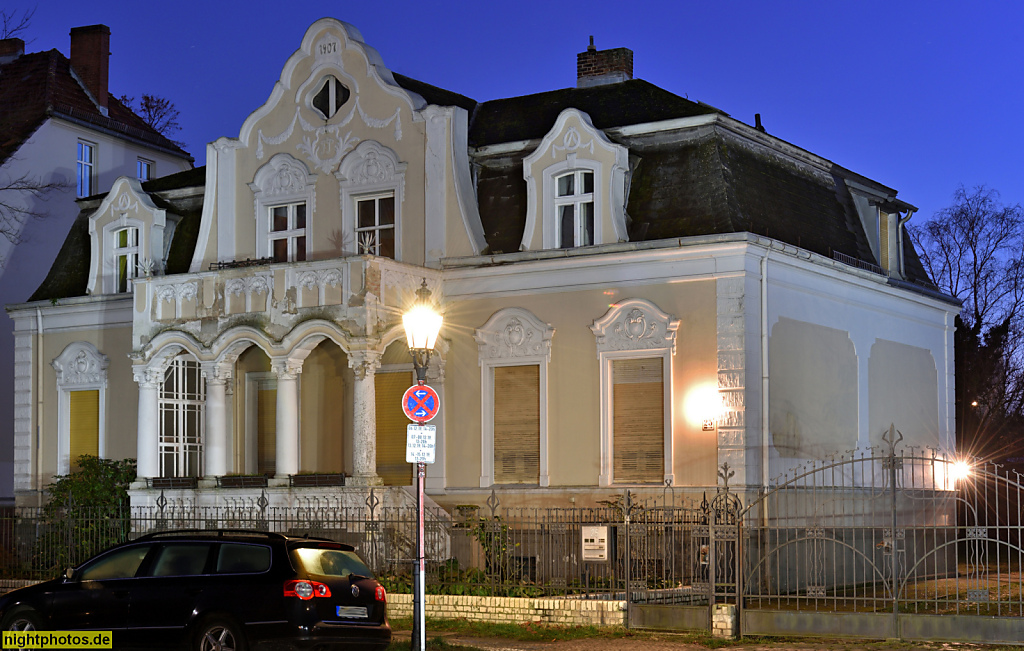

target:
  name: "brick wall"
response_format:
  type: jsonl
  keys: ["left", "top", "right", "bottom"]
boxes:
{"left": 388, "top": 594, "right": 626, "bottom": 626}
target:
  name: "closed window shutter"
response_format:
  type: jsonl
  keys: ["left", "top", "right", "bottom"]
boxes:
{"left": 69, "top": 390, "right": 99, "bottom": 469}
{"left": 376, "top": 371, "right": 414, "bottom": 485}
{"left": 494, "top": 364, "right": 540, "bottom": 484}
{"left": 257, "top": 388, "right": 276, "bottom": 475}
{"left": 612, "top": 358, "right": 664, "bottom": 483}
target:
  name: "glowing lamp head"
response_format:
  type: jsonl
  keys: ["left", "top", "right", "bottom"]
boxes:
{"left": 403, "top": 280, "right": 442, "bottom": 353}
{"left": 950, "top": 460, "right": 972, "bottom": 483}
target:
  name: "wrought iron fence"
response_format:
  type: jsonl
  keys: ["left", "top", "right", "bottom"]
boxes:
{"left": 5, "top": 434, "right": 1023, "bottom": 643}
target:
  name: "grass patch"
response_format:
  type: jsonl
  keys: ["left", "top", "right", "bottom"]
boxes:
{"left": 387, "top": 640, "right": 486, "bottom": 651}
{"left": 388, "top": 617, "right": 753, "bottom": 647}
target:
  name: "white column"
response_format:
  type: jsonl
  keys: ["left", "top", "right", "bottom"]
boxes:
{"left": 349, "top": 350, "right": 383, "bottom": 486}
{"left": 202, "top": 362, "right": 232, "bottom": 478}
{"left": 133, "top": 367, "right": 162, "bottom": 480}
{"left": 272, "top": 359, "right": 301, "bottom": 479}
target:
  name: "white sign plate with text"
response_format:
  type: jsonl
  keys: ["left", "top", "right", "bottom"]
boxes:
{"left": 405, "top": 425, "right": 436, "bottom": 464}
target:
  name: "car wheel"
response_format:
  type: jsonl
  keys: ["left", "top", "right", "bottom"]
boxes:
{"left": 194, "top": 617, "right": 246, "bottom": 651}
{"left": 3, "top": 609, "right": 43, "bottom": 650}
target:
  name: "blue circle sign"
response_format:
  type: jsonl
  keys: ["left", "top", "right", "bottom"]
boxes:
{"left": 402, "top": 384, "right": 440, "bottom": 423}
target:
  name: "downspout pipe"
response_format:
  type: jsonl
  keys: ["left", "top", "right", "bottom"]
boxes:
{"left": 761, "top": 251, "right": 770, "bottom": 491}
{"left": 35, "top": 307, "right": 43, "bottom": 506}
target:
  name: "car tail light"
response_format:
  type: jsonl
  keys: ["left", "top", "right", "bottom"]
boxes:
{"left": 375, "top": 584, "right": 386, "bottom": 602}
{"left": 284, "top": 579, "right": 332, "bottom": 600}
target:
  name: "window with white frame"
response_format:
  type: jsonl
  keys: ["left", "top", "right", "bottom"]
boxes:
{"left": 355, "top": 194, "right": 395, "bottom": 258}
{"left": 113, "top": 226, "right": 139, "bottom": 293}
{"left": 311, "top": 76, "right": 351, "bottom": 120}
{"left": 53, "top": 342, "right": 109, "bottom": 476}
{"left": 475, "top": 307, "right": 554, "bottom": 487}
{"left": 159, "top": 355, "right": 205, "bottom": 478}
{"left": 555, "top": 170, "right": 595, "bottom": 248}
{"left": 493, "top": 364, "right": 541, "bottom": 484}
{"left": 269, "top": 202, "right": 308, "bottom": 263}
{"left": 611, "top": 357, "right": 664, "bottom": 482}
{"left": 336, "top": 141, "right": 406, "bottom": 262}
{"left": 77, "top": 141, "right": 95, "bottom": 197}
{"left": 591, "top": 298, "right": 679, "bottom": 487}
{"left": 137, "top": 158, "right": 153, "bottom": 181}
{"left": 251, "top": 154, "right": 316, "bottom": 262}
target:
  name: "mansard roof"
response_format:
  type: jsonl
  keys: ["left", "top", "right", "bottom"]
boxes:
{"left": 0, "top": 49, "right": 191, "bottom": 165}
{"left": 28, "top": 70, "right": 935, "bottom": 303}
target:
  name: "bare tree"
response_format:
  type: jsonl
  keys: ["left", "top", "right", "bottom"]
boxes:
{"left": 0, "top": 171, "right": 68, "bottom": 267}
{"left": 0, "top": 6, "right": 35, "bottom": 40}
{"left": 912, "top": 185, "right": 1024, "bottom": 458}
{"left": 119, "top": 94, "right": 183, "bottom": 144}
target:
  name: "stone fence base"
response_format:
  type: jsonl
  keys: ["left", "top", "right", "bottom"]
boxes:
{"left": 387, "top": 594, "right": 626, "bottom": 627}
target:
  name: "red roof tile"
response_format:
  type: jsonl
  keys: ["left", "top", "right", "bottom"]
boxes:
{"left": 0, "top": 49, "right": 190, "bottom": 165}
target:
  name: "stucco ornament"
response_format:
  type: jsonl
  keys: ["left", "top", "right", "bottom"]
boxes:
{"left": 476, "top": 307, "right": 555, "bottom": 362}
{"left": 591, "top": 298, "right": 679, "bottom": 354}
{"left": 552, "top": 126, "right": 594, "bottom": 157}
{"left": 112, "top": 192, "right": 137, "bottom": 218}
{"left": 256, "top": 98, "right": 402, "bottom": 174}
{"left": 52, "top": 342, "right": 110, "bottom": 387}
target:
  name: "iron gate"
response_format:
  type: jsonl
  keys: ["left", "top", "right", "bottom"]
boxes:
{"left": 738, "top": 426, "right": 1024, "bottom": 643}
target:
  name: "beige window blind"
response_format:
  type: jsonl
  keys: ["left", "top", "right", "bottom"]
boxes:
{"left": 375, "top": 371, "right": 414, "bottom": 486}
{"left": 612, "top": 357, "right": 664, "bottom": 483}
{"left": 69, "top": 390, "right": 99, "bottom": 468}
{"left": 494, "top": 364, "right": 540, "bottom": 484}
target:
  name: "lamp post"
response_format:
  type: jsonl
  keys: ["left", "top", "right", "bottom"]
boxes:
{"left": 402, "top": 279, "right": 441, "bottom": 651}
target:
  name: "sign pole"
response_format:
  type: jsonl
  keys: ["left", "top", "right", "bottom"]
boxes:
{"left": 403, "top": 381, "right": 436, "bottom": 651}
{"left": 415, "top": 459, "right": 426, "bottom": 651}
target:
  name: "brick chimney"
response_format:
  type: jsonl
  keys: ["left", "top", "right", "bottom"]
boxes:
{"left": 0, "top": 37, "right": 24, "bottom": 65}
{"left": 70, "top": 24, "right": 110, "bottom": 112}
{"left": 577, "top": 36, "right": 633, "bottom": 88}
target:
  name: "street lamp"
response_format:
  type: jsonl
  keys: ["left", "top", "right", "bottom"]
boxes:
{"left": 402, "top": 279, "right": 441, "bottom": 651}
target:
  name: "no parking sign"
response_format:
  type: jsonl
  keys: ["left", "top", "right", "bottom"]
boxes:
{"left": 401, "top": 384, "right": 440, "bottom": 423}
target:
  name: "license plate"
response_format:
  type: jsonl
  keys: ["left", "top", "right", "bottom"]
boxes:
{"left": 336, "top": 606, "right": 368, "bottom": 618}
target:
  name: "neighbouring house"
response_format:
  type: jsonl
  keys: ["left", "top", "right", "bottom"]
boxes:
{"left": 5, "top": 19, "right": 958, "bottom": 513}
{"left": 0, "top": 25, "right": 193, "bottom": 505}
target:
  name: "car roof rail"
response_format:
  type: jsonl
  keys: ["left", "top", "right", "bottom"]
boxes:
{"left": 135, "top": 529, "right": 288, "bottom": 541}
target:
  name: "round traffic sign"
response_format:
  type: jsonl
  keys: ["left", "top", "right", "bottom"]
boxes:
{"left": 402, "top": 384, "right": 440, "bottom": 423}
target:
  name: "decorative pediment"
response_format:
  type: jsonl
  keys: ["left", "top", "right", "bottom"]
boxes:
{"left": 591, "top": 298, "right": 679, "bottom": 354}
{"left": 336, "top": 140, "right": 406, "bottom": 193}
{"left": 476, "top": 307, "right": 555, "bottom": 362}
{"left": 250, "top": 154, "right": 316, "bottom": 201}
{"left": 52, "top": 342, "right": 109, "bottom": 388}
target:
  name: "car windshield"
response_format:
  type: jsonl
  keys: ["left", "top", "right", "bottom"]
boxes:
{"left": 291, "top": 548, "right": 374, "bottom": 578}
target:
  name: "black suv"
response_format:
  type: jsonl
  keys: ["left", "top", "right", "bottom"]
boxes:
{"left": 0, "top": 530, "right": 391, "bottom": 650}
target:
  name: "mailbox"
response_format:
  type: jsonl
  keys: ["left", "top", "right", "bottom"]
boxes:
{"left": 581, "top": 525, "right": 609, "bottom": 562}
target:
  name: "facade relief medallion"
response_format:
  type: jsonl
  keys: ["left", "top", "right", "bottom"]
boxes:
{"left": 591, "top": 298, "right": 679, "bottom": 353}
{"left": 476, "top": 308, "right": 555, "bottom": 362}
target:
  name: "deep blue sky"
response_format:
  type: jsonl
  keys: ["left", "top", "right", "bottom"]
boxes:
{"left": 25, "top": 0, "right": 1024, "bottom": 223}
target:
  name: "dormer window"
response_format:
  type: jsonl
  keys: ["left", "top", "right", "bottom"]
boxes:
{"left": 555, "top": 170, "right": 595, "bottom": 248}
{"left": 113, "top": 226, "right": 139, "bottom": 293}
{"left": 269, "top": 202, "right": 308, "bottom": 262}
{"left": 312, "top": 76, "right": 351, "bottom": 119}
